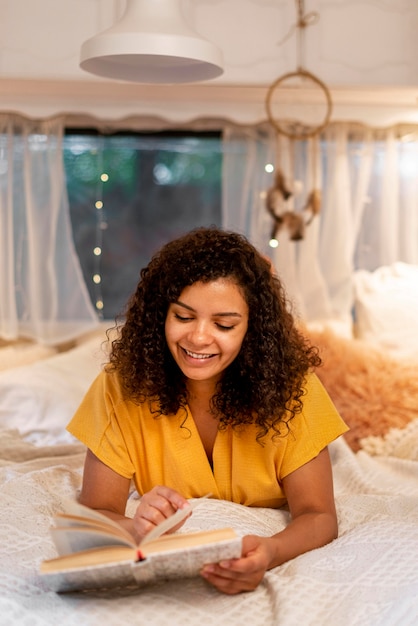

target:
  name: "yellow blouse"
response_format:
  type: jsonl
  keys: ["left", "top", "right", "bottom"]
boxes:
{"left": 67, "top": 370, "right": 348, "bottom": 508}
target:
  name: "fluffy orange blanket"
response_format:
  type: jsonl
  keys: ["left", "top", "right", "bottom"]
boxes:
{"left": 305, "top": 329, "right": 418, "bottom": 451}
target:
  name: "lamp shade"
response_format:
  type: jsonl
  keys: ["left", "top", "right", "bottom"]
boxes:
{"left": 80, "top": 0, "right": 224, "bottom": 84}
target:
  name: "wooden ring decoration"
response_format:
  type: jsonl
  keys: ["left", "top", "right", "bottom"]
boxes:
{"left": 265, "top": 68, "right": 333, "bottom": 139}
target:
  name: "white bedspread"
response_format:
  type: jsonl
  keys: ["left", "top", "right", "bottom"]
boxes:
{"left": 1, "top": 429, "right": 417, "bottom": 626}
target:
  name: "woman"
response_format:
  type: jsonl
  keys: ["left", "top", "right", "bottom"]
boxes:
{"left": 68, "top": 227, "right": 348, "bottom": 595}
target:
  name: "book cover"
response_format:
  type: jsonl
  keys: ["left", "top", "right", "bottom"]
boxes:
{"left": 40, "top": 498, "right": 242, "bottom": 593}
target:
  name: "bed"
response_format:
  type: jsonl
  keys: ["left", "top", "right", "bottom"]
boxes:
{"left": 0, "top": 263, "right": 417, "bottom": 626}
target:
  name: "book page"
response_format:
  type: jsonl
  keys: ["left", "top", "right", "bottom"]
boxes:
{"left": 141, "top": 528, "right": 237, "bottom": 555}
{"left": 61, "top": 500, "right": 125, "bottom": 531}
{"left": 50, "top": 526, "right": 136, "bottom": 556}
{"left": 50, "top": 494, "right": 212, "bottom": 557}
{"left": 54, "top": 513, "right": 134, "bottom": 542}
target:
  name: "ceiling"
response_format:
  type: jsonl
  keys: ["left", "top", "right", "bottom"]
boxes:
{"left": 0, "top": 0, "right": 417, "bottom": 125}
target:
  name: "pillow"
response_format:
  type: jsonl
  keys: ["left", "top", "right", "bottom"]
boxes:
{"left": 353, "top": 262, "right": 418, "bottom": 360}
{"left": 0, "top": 334, "right": 107, "bottom": 445}
{"left": 0, "top": 342, "right": 57, "bottom": 371}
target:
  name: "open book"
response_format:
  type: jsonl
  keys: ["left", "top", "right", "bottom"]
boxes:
{"left": 40, "top": 498, "right": 242, "bottom": 593}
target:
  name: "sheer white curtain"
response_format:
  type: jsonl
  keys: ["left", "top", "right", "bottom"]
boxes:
{"left": 2, "top": 115, "right": 416, "bottom": 344}
{"left": 221, "top": 122, "right": 339, "bottom": 322}
{"left": 222, "top": 121, "right": 418, "bottom": 328}
{"left": 352, "top": 126, "right": 418, "bottom": 269}
{"left": 0, "top": 114, "right": 99, "bottom": 345}
{"left": 222, "top": 122, "right": 275, "bottom": 250}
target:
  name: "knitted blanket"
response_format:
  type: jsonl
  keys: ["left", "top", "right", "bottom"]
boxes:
{"left": 0, "top": 429, "right": 417, "bottom": 626}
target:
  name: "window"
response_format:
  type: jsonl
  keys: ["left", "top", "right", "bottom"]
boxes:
{"left": 64, "top": 130, "right": 222, "bottom": 320}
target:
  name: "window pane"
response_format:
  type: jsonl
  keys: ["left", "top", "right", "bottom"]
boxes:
{"left": 64, "top": 131, "right": 222, "bottom": 320}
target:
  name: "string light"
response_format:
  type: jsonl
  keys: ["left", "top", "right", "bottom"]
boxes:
{"left": 90, "top": 137, "right": 110, "bottom": 318}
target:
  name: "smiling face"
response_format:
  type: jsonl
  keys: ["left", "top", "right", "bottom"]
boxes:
{"left": 165, "top": 278, "right": 249, "bottom": 388}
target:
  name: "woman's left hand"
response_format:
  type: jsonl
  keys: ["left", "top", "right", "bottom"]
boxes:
{"left": 200, "top": 534, "right": 273, "bottom": 594}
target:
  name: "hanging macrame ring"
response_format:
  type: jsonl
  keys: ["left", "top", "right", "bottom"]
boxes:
{"left": 265, "top": 68, "right": 333, "bottom": 139}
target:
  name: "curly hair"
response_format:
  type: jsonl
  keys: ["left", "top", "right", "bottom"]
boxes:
{"left": 107, "top": 227, "right": 321, "bottom": 440}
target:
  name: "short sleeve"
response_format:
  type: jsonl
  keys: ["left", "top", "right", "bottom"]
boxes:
{"left": 279, "top": 373, "right": 349, "bottom": 479}
{"left": 67, "top": 371, "right": 136, "bottom": 479}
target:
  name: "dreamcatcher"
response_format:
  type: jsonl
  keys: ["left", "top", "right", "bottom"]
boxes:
{"left": 265, "top": 0, "right": 333, "bottom": 245}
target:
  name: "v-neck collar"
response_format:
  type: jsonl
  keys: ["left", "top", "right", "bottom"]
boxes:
{"left": 171, "top": 406, "right": 233, "bottom": 501}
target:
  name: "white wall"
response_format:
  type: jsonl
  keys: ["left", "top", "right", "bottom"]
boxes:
{"left": 0, "top": 0, "right": 417, "bottom": 125}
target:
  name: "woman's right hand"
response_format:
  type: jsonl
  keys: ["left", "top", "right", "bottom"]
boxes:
{"left": 133, "top": 486, "right": 190, "bottom": 541}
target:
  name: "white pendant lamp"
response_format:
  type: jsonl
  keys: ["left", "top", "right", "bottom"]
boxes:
{"left": 80, "top": 0, "right": 224, "bottom": 84}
